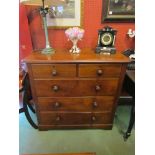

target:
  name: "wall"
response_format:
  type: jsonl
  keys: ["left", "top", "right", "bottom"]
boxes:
{"left": 22, "top": 0, "right": 135, "bottom": 56}
{"left": 19, "top": 4, "right": 32, "bottom": 61}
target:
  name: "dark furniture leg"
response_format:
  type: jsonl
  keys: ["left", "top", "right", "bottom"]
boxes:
{"left": 23, "top": 90, "right": 38, "bottom": 129}
{"left": 19, "top": 73, "right": 38, "bottom": 129}
{"left": 123, "top": 99, "right": 135, "bottom": 141}
{"left": 27, "top": 102, "right": 35, "bottom": 113}
{"left": 19, "top": 90, "right": 35, "bottom": 114}
{"left": 19, "top": 108, "right": 25, "bottom": 113}
{"left": 122, "top": 71, "right": 135, "bottom": 141}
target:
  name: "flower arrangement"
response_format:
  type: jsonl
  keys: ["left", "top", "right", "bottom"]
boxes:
{"left": 65, "top": 27, "right": 84, "bottom": 54}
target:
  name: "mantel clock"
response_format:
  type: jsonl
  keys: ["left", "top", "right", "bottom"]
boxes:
{"left": 96, "top": 26, "right": 117, "bottom": 54}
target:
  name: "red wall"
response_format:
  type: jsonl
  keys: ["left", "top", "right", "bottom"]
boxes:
{"left": 22, "top": 0, "right": 135, "bottom": 55}
{"left": 19, "top": 4, "right": 33, "bottom": 61}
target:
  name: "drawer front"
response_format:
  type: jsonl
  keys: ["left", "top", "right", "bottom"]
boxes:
{"left": 37, "top": 96, "right": 114, "bottom": 112}
{"left": 79, "top": 64, "right": 121, "bottom": 78}
{"left": 39, "top": 112, "right": 112, "bottom": 125}
{"left": 31, "top": 64, "right": 76, "bottom": 78}
{"left": 34, "top": 79, "right": 119, "bottom": 97}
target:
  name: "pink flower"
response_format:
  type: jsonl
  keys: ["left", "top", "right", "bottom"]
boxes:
{"left": 65, "top": 27, "right": 84, "bottom": 40}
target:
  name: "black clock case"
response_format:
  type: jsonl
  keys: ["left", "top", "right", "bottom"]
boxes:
{"left": 96, "top": 26, "right": 117, "bottom": 54}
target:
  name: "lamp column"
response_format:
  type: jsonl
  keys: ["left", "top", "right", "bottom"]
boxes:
{"left": 40, "top": 0, "right": 55, "bottom": 54}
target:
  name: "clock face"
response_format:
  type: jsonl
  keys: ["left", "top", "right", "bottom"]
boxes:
{"left": 101, "top": 33, "right": 113, "bottom": 46}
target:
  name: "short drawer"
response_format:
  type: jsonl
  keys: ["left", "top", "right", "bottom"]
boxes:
{"left": 34, "top": 79, "right": 119, "bottom": 97}
{"left": 31, "top": 64, "right": 76, "bottom": 78}
{"left": 78, "top": 64, "right": 121, "bottom": 78}
{"left": 37, "top": 96, "right": 114, "bottom": 112}
{"left": 39, "top": 112, "right": 112, "bottom": 125}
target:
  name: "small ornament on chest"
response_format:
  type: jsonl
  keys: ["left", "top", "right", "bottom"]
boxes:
{"left": 96, "top": 26, "right": 117, "bottom": 54}
{"left": 65, "top": 27, "right": 84, "bottom": 54}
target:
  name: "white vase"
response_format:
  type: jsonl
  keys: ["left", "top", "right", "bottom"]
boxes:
{"left": 70, "top": 39, "right": 80, "bottom": 54}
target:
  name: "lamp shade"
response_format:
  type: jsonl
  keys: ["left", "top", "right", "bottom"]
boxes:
{"left": 20, "top": 0, "right": 67, "bottom": 6}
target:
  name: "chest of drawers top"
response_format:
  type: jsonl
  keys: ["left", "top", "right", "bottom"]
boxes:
{"left": 23, "top": 48, "right": 129, "bottom": 64}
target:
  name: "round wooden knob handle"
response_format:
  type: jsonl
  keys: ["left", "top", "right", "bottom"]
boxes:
{"left": 97, "top": 69, "right": 103, "bottom": 76}
{"left": 54, "top": 102, "right": 60, "bottom": 108}
{"left": 56, "top": 116, "right": 61, "bottom": 122}
{"left": 52, "top": 85, "right": 59, "bottom": 92}
{"left": 95, "top": 85, "right": 101, "bottom": 91}
{"left": 91, "top": 116, "right": 96, "bottom": 121}
{"left": 93, "top": 101, "right": 98, "bottom": 107}
{"left": 52, "top": 69, "right": 57, "bottom": 76}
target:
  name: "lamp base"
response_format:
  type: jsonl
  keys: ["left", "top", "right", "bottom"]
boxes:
{"left": 41, "top": 47, "right": 55, "bottom": 55}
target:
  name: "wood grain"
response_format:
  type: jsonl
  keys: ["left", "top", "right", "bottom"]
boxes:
{"left": 31, "top": 64, "right": 76, "bottom": 78}
{"left": 39, "top": 112, "right": 112, "bottom": 125}
{"left": 79, "top": 64, "right": 122, "bottom": 78}
{"left": 24, "top": 48, "right": 130, "bottom": 130}
{"left": 34, "top": 79, "right": 119, "bottom": 97}
{"left": 37, "top": 96, "right": 114, "bottom": 112}
{"left": 23, "top": 48, "right": 130, "bottom": 64}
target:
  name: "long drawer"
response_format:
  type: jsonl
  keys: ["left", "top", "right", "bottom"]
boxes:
{"left": 37, "top": 96, "right": 114, "bottom": 112}
{"left": 34, "top": 79, "right": 119, "bottom": 97}
{"left": 39, "top": 112, "right": 112, "bottom": 125}
{"left": 31, "top": 64, "right": 77, "bottom": 78}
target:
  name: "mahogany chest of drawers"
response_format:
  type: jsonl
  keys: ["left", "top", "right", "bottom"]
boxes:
{"left": 24, "top": 48, "right": 129, "bottom": 130}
